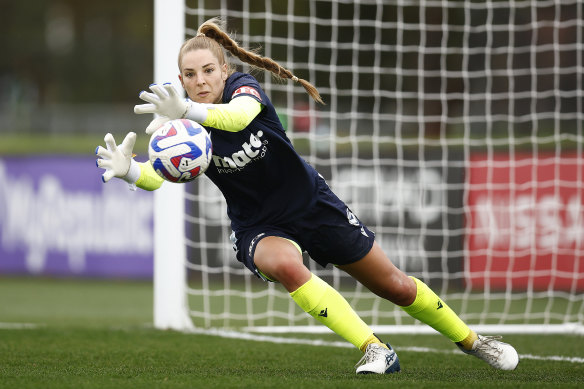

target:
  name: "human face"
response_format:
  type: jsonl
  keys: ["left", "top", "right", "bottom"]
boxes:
{"left": 179, "top": 49, "right": 228, "bottom": 104}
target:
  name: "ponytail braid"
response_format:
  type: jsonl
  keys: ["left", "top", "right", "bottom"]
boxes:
{"left": 197, "top": 18, "right": 324, "bottom": 105}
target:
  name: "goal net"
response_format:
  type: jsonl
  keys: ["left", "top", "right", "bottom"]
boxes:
{"left": 153, "top": 0, "right": 584, "bottom": 335}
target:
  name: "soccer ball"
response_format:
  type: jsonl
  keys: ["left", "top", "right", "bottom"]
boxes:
{"left": 148, "top": 119, "right": 213, "bottom": 183}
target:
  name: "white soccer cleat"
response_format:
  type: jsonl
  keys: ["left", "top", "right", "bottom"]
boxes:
{"left": 355, "top": 343, "right": 401, "bottom": 374}
{"left": 458, "top": 335, "right": 519, "bottom": 370}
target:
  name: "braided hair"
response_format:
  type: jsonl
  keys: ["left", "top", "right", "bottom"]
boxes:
{"left": 178, "top": 18, "right": 324, "bottom": 105}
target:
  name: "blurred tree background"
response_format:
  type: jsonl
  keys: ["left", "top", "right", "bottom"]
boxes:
{"left": 1, "top": 0, "right": 580, "bottom": 155}
{"left": 0, "top": 0, "right": 154, "bottom": 154}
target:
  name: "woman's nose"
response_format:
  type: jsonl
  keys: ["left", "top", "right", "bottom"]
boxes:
{"left": 195, "top": 73, "right": 205, "bottom": 85}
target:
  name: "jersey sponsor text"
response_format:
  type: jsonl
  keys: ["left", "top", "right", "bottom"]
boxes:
{"left": 213, "top": 131, "right": 268, "bottom": 173}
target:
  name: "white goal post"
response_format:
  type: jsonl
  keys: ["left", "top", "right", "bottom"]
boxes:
{"left": 152, "top": 0, "right": 193, "bottom": 331}
{"left": 153, "top": 0, "right": 584, "bottom": 335}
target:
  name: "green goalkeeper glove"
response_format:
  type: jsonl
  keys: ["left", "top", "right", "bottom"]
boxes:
{"left": 134, "top": 83, "right": 209, "bottom": 134}
{"left": 95, "top": 132, "right": 140, "bottom": 185}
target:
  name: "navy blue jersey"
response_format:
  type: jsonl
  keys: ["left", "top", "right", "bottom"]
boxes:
{"left": 203, "top": 72, "right": 320, "bottom": 231}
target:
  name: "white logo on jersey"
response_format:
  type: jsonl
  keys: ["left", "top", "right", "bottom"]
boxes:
{"left": 347, "top": 208, "right": 369, "bottom": 237}
{"left": 213, "top": 131, "right": 267, "bottom": 171}
{"left": 347, "top": 208, "right": 360, "bottom": 226}
{"left": 232, "top": 86, "right": 261, "bottom": 101}
{"left": 360, "top": 227, "right": 369, "bottom": 237}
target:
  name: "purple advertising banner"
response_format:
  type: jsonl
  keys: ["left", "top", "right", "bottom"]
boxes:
{"left": 0, "top": 156, "right": 154, "bottom": 278}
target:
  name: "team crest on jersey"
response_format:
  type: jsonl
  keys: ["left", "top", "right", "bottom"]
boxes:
{"left": 347, "top": 208, "right": 369, "bottom": 237}
{"left": 232, "top": 86, "right": 262, "bottom": 101}
{"left": 347, "top": 208, "right": 360, "bottom": 226}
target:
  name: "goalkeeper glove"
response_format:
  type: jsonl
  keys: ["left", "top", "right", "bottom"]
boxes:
{"left": 95, "top": 132, "right": 140, "bottom": 185}
{"left": 134, "top": 83, "right": 209, "bottom": 134}
{"left": 143, "top": 115, "right": 171, "bottom": 135}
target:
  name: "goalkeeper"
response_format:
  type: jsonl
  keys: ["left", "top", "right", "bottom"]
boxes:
{"left": 96, "top": 18, "right": 519, "bottom": 374}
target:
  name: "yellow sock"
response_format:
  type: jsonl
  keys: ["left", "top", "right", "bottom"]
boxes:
{"left": 359, "top": 333, "right": 389, "bottom": 352}
{"left": 290, "top": 273, "right": 374, "bottom": 350}
{"left": 401, "top": 277, "right": 471, "bottom": 343}
{"left": 458, "top": 330, "right": 479, "bottom": 350}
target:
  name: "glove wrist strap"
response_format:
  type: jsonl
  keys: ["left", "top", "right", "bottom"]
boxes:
{"left": 122, "top": 158, "right": 141, "bottom": 185}
{"left": 184, "top": 101, "right": 209, "bottom": 123}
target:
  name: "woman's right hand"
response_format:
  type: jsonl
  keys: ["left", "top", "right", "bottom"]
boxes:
{"left": 95, "top": 132, "right": 139, "bottom": 183}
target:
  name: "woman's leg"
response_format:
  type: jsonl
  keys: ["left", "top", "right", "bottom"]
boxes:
{"left": 253, "top": 235, "right": 311, "bottom": 291}
{"left": 338, "top": 241, "right": 475, "bottom": 346}
{"left": 339, "top": 241, "right": 519, "bottom": 370}
{"left": 254, "top": 236, "right": 384, "bottom": 352}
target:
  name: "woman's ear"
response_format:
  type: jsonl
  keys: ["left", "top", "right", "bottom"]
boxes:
{"left": 178, "top": 74, "right": 185, "bottom": 88}
{"left": 222, "top": 64, "right": 228, "bottom": 81}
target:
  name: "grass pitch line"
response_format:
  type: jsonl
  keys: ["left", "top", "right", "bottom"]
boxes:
{"left": 0, "top": 322, "right": 42, "bottom": 329}
{"left": 185, "top": 327, "right": 584, "bottom": 365}
{"left": 518, "top": 353, "right": 584, "bottom": 364}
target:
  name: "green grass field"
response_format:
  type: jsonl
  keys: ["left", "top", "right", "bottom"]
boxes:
{"left": 1, "top": 277, "right": 583, "bottom": 389}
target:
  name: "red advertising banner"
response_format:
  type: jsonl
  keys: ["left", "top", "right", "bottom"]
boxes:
{"left": 466, "top": 152, "right": 584, "bottom": 291}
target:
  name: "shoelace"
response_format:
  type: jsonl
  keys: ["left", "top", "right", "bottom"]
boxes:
{"left": 474, "top": 336, "right": 504, "bottom": 360}
{"left": 355, "top": 344, "right": 387, "bottom": 368}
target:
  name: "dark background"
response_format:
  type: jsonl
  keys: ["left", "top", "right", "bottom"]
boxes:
{"left": 0, "top": 0, "right": 154, "bottom": 150}
{"left": 1, "top": 1, "right": 580, "bottom": 154}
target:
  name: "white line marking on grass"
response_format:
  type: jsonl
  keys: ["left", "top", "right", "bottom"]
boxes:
{"left": 185, "top": 327, "right": 354, "bottom": 349}
{"left": 0, "top": 322, "right": 42, "bottom": 329}
{"left": 518, "top": 354, "right": 584, "bottom": 364}
{"left": 184, "top": 327, "right": 584, "bottom": 364}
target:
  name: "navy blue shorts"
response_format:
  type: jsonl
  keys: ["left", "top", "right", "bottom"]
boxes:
{"left": 231, "top": 178, "right": 375, "bottom": 280}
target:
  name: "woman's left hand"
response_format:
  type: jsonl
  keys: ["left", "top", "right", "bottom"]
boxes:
{"left": 134, "top": 83, "right": 209, "bottom": 134}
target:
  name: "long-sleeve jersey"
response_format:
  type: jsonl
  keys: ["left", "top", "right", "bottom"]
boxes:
{"left": 137, "top": 72, "right": 321, "bottom": 233}
{"left": 204, "top": 72, "right": 320, "bottom": 231}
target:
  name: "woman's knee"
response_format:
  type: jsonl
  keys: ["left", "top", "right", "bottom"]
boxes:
{"left": 387, "top": 275, "right": 417, "bottom": 306}
{"left": 254, "top": 237, "right": 311, "bottom": 291}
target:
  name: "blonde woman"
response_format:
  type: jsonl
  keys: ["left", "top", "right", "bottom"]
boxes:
{"left": 96, "top": 18, "right": 519, "bottom": 374}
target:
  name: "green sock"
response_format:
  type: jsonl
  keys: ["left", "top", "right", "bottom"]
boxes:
{"left": 401, "top": 277, "right": 471, "bottom": 343}
{"left": 290, "top": 273, "right": 373, "bottom": 350}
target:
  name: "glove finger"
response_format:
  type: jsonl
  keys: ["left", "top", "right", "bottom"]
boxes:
{"left": 97, "top": 158, "right": 113, "bottom": 170}
{"left": 138, "top": 90, "right": 160, "bottom": 104}
{"left": 95, "top": 145, "right": 111, "bottom": 159}
{"left": 120, "top": 132, "right": 137, "bottom": 155}
{"left": 163, "top": 83, "right": 179, "bottom": 98}
{"left": 145, "top": 116, "right": 170, "bottom": 134}
{"left": 149, "top": 84, "right": 169, "bottom": 99}
{"left": 134, "top": 103, "right": 157, "bottom": 114}
{"left": 104, "top": 133, "right": 118, "bottom": 153}
{"left": 102, "top": 170, "right": 115, "bottom": 183}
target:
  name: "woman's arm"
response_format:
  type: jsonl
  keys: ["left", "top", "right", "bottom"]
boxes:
{"left": 202, "top": 95, "right": 262, "bottom": 132}
{"left": 135, "top": 162, "right": 165, "bottom": 191}
{"left": 134, "top": 84, "right": 263, "bottom": 134}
